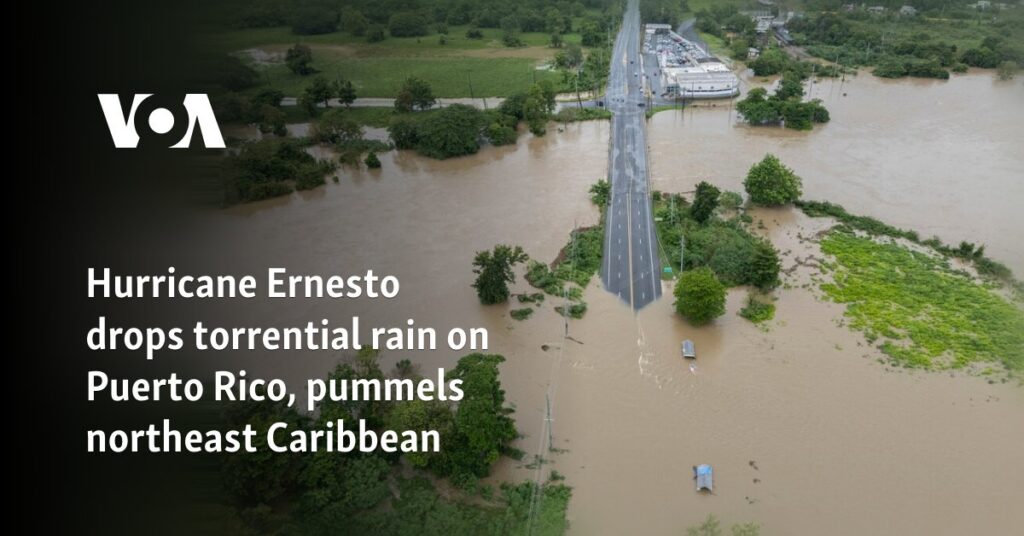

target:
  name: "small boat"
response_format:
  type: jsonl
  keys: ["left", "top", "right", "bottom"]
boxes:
{"left": 694, "top": 464, "right": 713, "bottom": 492}
{"left": 681, "top": 339, "right": 696, "bottom": 359}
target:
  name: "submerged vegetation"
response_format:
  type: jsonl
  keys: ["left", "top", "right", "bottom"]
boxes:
{"left": 818, "top": 230, "right": 1024, "bottom": 378}
{"left": 229, "top": 137, "right": 336, "bottom": 203}
{"left": 219, "top": 350, "right": 572, "bottom": 534}
{"left": 738, "top": 294, "right": 775, "bottom": 324}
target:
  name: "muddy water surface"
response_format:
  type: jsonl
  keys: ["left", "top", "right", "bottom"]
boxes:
{"left": 650, "top": 71, "right": 1024, "bottom": 273}
{"left": 189, "top": 73, "right": 1024, "bottom": 535}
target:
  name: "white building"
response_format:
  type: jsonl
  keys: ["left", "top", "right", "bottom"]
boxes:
{"left": 644, "top": 24, "right": 739, "bottom": 99}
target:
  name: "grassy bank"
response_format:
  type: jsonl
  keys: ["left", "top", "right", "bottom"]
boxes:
{"left": 818, "top": 230, "right": 1024, "bottom": 379}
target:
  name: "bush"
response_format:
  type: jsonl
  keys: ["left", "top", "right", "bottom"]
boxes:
{"left": 486, "top": 122, "right": 518, "bottom": 146}
{"left": 387, "top": 117, "right": 420, "bottom": 149}
{"left": 744, "top": 154, "right": 802, "bottom": 206}
{"left": 465, "top": 28, "right": 484, "bottom": 39}
{"left": 388, "top": 12, "right": 428, "bottom": 37}
{"left": 364, "top": 151, "right": 381, "bottom": 168}
{"left": 510, "top": 308, "right": 534, "bottom": 320}
{"left": 738, "top": 295, "right": 775, "bottom": 323}
{"left": 366, "top": 24, "right": 386, "bottom": 42}
{"left": 674, "top": 268, "right": 727, "bottom": 325}
{"left": 416, "top": 105, "right": 484, "bottom": 159}
{"left": 285, "top": 44, "right": 314, "bottom": 75}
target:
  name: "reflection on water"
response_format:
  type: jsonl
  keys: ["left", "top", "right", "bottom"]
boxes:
{"left": 188, "top": 75, "right": 1022, "bottom": 535}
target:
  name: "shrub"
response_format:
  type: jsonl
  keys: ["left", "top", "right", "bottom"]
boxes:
{"left": 364, "top": 151, "right": 381, "bottom": 168}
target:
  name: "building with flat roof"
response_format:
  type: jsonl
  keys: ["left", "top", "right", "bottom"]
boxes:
{"left": 643, "top": 24, "right": 739, "bottom": 99}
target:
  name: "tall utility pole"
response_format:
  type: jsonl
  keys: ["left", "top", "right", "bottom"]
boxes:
{"left": 679, "top": 234, "right": 685, "bottom": 274}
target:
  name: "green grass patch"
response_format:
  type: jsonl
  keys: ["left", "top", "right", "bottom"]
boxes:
{"left": 796, "top": 199, "right": 1020, "bottom": 290}
{"left": 819, "top": 230, "right": 1024, "bottom": 376}
{"left": 645, "top": 105, "right": 678, "bottom": 118}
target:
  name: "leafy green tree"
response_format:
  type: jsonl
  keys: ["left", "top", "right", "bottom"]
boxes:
{"left": 744, "top": 154, "right": 802, "bottom": 206}
{"left": 313, "top": 108, "right": 362, "bottom": 144}
{"left": 388, "top": 12, "right": 428, "bottom": 37}
{"left": 501, "top": 15, "right": 524, "bottom": 47}
{"left": 221, "top": 400, "right": 309, "bottom": 505}
{"left": 395, "top": 77, "right": 436, "bottom": 112}
{"left": 416, "top": 104, "right": 484, "bottom": 159}
{"left": 290, "top": 0, "right": 338, "bottom": 35}
{"left": 691, "top": 181, "right": 721, "bottom": 224}
{"left": 334, "top": 78, "right": 356, "bottom": 107}
{"left": 486, "top": 122, "right": 518, "bottom": 146}
{"left": 365, "top": 24, "right": 386, "bottom": 42}
{"left": 749, "top": 239, "right": 781, "bottom": 290}
{"left": 385, "top": 399, "right": 454, "bottom": 469}
{"left": 257, "top": 104, "right": 287, "bottom": 136}
{"left": 364, "top": 151, "right": 381, "bottom": 168}
{"left": 589, "top": 179, "right": 611, "bottom": 208}
{"left": 550, "top": 32, "right": 564, "bottom": 48}
{"left": 387, "top": 116, "right": 420, "bottom": 149}
{"left": 472, "top": 244, "right": 528, "bottom": 304}
{"left": 580, "top": 20, "right": 604, "bottom": 47}
{"left": 719, "top": 190, "right": 744, "bottom": 211}
{"left": 736, "top": 87, "right": 781, "bottom": 125}
{"left": 749, "top": 47, "right": 790, "bottom": 76}
{"left": 300, "top": 76, "right": 333, "bottom": 116}
{"left": 341, "top": 8, "right": 368, "bottom": 36}
{"left": 674, "top": 267, "right": 727, "bottom": 325}
{"left": 775, "top": 72, "right": 805, "bottom": 100}
{"left": 285, "top": 43, "right": 315, "bottom": 75}
{"left": 447, "top": 353, "right": 518, "bottom": 478}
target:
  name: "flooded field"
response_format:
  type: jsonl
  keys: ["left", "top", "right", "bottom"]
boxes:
{"left": 650, "top": 70, "right": 1024, "bottom": 274}
{"left": 189, "top": 72, "right": 1023, "bottom": 534}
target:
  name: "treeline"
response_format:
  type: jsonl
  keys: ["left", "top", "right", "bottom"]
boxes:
{"left": 229, "top": 0, "right": 620, "bottom": 41}
{"left": 640, "top": 0, "right": 690, "bottom": 28}
{"left": 220, "top": 350, "right": 571, "bottom": 535}
{"left": 787, "top": 11, "right": 1024, "bottom": 79}
{"left": 386, "top": 80, "right": 560, "bottom": 158}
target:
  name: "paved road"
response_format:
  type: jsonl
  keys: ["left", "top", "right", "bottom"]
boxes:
{"left": 601, "top": 0, "right": 661, "bottom": 310}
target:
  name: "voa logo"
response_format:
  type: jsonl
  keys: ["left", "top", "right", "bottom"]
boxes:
{"left": 97, "top": 94, "right": 226, "bottom": 149}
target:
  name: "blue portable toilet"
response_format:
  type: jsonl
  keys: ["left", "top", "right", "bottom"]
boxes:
{"left": 694, "top": 464, "right": 713, "bottom": 492}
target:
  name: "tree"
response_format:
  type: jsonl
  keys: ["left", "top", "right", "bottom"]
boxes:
{"left": 388, "top": 12, "right": 428, "bottom": 37}
{"left": 300, "top": 76, "right": 333, "bottom": 116}
{"left": 674, "top": 267, "right": 726, "bottom": 325}
{"left": 395, "top": 77, "right": 436, "bottom": 112}
{"left": 365, "top": 24, "right": 386, "bottom": 42}
{"left": 472, "top": 244, "right": 527, "bottom": 304}
{"left": 748, "top": 47, "right": 789, "bottom": 76}
{"left": 691, "top": 181, "right": 721, "bottom": 224}
{"left": 550, "top": 32, "right": 564, "bottom": 48}
{"left": 501, "top": 15, "right": 524, "bottom": 47}
{"left": 736, "top": 87, "right": 781, "bottom": 125}
{"left": 334, "top": 79, "right": 356, "bottom": 106}
{"left": 996, "top": 61, "right": 1018, "bottom": 80}
{"left": 744, "top": 154, "right": 802, "bottom": 206}
{"left": 319, "top": 108, "right": 363, "bottom": 146}
{"left": 748, "top": 239, "right": 781, "bottom": 290}
{"left": 257, "top": 104, "right": 287, "bottom": 136}
{"left": 387, "top": 116, "right": 420, "bottom": 149}
{"left": 446, "top": 353, "right": 518, "bottom": 478}
{"left": 687, "top": 515, "right": 722, "bottom": 536}
{"left": 589, "top": 179, "right": 610, "bottom": 208}
{"left": 416, "top": 104, "right": 483, "bottom": 159}
{"left": 285, "top": 43, "right": 315, "bottom": 75}
{"left": 775, "top": 72, "right": 804, "bottom": 100}
{"left": 385, "top": 399, "right": 453, "bottom": 470}
{"left": 486, "top": 122, "right": 517, "bottom": 146}
{"left": 291, "top": 0, "right": 338, "bottom": 35}
{"left": 364, "top": 151, "right": 381, "bottom": 168}
{"left": 341, "top": 8, "right": 368, "bottom": 36}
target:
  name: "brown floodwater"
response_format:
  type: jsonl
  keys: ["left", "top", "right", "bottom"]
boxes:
{"left": 650, "top": 70, "right": 1024, "bottom": 274}
{"left": 184, "top": 72, "right": 1023, "bottom": 535}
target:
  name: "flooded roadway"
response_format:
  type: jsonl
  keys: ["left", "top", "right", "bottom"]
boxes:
{"left": 190, "top": 71, "right": 1024, "bottom": 534}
